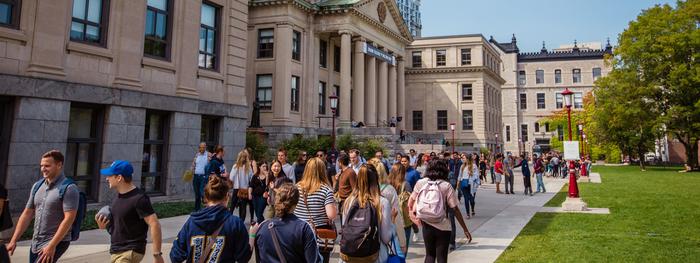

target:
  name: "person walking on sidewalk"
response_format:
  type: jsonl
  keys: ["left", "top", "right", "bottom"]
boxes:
{"left": 277, "top": 149, "right": 296, "bottom": 183}
{"left": 206, "top": 146, "right": 228, "bottom": 178}
{"left": 171, "top": 175, "right": 253, "bottom": 263}
{"left": 408, "top": 159, "right": 472, "bottom": 263}
{"left": 191, "top": 142, "right": 212, "bottom": 211}
{"left": 294, "top": 158, "right": 337, "bottom": 263}
{"left": 503, "top": 154, "right": 515, "bottom": 194}
{"left": 7, "top": 150, "right": 79, "bottom": 263}
{"left": 494, "top": 154, "right": 504, "bottom": 194}
{"left": 514, "top": 154, "right": 533, "bottom": 196}
{"left": 96, "top": 160, "right": 164, "bottom": 263}
{"left": 230, "top": 150, "right": 255, "bottom": 223}
{"left": 534, "top": 154, "right": 546, "bottom": 193}
{"left": 479, "top": 153, "right": 488, "bottom": 184}
{"left": 249, "top": 161, "right": 269, "bottom": 224}
{"left": 459, "top": 154, "right": 480, "bottom": 218}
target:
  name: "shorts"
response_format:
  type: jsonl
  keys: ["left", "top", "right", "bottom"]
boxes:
{"left": 111, "top": 250, "right": 144, "bottom": 263}
{"left": 495, "top": 173, "right": 503, "bottom": 183}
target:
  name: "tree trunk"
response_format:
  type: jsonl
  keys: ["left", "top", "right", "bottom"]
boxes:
{"left": 686, "top": 138, "right": 699, "bottom": 170}
{"left": 638, "top": 149, "right": 646, "bottom": 171}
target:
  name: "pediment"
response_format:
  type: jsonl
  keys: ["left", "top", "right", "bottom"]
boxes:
{"left": 353, "top": 0, "right": 413, "bottom": 41}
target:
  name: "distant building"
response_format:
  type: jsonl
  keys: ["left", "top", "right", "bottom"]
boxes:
{"left": 396, "top": 0, "right": 422, "bottom": 37}
{"left": 491, "top": 35, "right": 613, "bottom": 155}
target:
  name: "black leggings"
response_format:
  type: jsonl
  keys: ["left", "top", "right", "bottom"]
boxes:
{"left": 422, "top": 221, "right": 451, "bottom": 263}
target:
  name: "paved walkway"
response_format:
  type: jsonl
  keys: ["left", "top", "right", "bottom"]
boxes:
{"left": 10, "top": 171, "right": 566, "bottom": 263}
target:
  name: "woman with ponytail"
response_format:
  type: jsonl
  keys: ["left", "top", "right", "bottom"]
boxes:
{"left": 253, "top": 182, "right": 322, "bottom": 263}
{"left": 170, "top": 176, "right": 252, "bottom": 263}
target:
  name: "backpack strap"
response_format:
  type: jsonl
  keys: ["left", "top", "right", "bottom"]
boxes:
{"left": 267, "top": 221, "right": 287, "bottom": 263}
{"left": 30, "top": 178, "right": 46, "bottom": 204}
{"left": 58, "top": 178, "right": 76, "bottom": 200}
{"left": 197, "top": 221, "right": 225, "bottom": 263}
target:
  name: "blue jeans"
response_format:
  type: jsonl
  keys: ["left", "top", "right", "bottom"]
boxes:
{"left": 30, "top": 241, "right": 70, "bottom": 263}
{"left": 536, "top": 173, "right": 546, "bottom": 192}
{"left": 193, "top": 174, "right": 207, "bottom": 211}
{"left": 252, "top": 195, "right": 267, "bottom": 223}
{"left": 404, "top": 226, "right": 412, "bottom": 253}
{"left": 461, "top": 184, "right": 475, "bottom": 214}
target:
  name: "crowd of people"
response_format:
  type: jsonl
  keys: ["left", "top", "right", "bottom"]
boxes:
{"left": 0, "top": 145, "right": 593, "bottom": 263}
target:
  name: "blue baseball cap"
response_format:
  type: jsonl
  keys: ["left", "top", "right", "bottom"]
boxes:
{"left": 100, "top": 160, "right": 134, "bottom": 178}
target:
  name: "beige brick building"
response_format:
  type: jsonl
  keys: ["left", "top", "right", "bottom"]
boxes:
{"left": 246, "top": 0, "right": 413, "bottom": 145}
{"left": 404, "top": 35, "right": 505, "bottom": 152}
{"left": 491, "top": 36, "right": 612, "bottom": 155}
{"left": 0, "top": 0, "right": 249, "bottom": 211}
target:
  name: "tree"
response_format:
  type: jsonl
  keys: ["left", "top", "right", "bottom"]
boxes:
{"left": 598, "top": 0, "right": 700, "bottom": 169}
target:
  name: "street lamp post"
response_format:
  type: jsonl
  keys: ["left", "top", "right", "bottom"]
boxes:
{"left": 329, "top": 94, "right": 338, "bottom": 151}
{"left": 450, "top": 123, "right": 455, "bottom": 153}
{"left": 578, "top": 123, "right": 584, "bottom": 157}
{"left": 495, "top": 133, "right": 499, "bottom": 153}
{"left": 582, "top": 133, "right": 587, "bottom": 157}
{"left": 562, "top": 88, "right": 580, "bottom": 198}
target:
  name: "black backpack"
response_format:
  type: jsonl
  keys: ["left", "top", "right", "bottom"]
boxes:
{"left": 339, "top": 201, "right": 380, "bottom": 258}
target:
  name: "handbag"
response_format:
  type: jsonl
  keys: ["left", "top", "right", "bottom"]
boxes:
{"left": 237, "top": 189, "right": 249, "bottom": 200}
{"left": 0, "top": 199, "right": 13, "bottom": 231}
{"left": 460, "top": 178, "right": 469, "bottom": 189}
{"left": 182, "top": 169, "right": 193, "bottom": 182}
{"left": 386, "top": 232, "right": 405, "bottom": 263}
{"left": 304, "top": 192, "right": 337, "bottom": 253}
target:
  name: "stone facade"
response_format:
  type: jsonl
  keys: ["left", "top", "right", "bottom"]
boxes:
{"left": 492, "top": 36, "right": 613, "bottom": 155}
{"left": 0, "top": 0, "right": 249, "bottom": 212}
{"left": 405, "top": 35, "right": 505, "bottom": 153}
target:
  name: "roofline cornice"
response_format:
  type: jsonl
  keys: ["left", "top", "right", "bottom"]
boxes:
{"left": 406, "top": 66, "right": 506, "bottom": 85}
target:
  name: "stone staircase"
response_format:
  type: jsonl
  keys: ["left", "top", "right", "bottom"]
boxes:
{"left": 336, "top": 127, "right": 446, "bottom": 154}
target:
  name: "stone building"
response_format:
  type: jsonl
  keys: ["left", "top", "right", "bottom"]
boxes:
{"left": 246, "top": 0, "right": 413, "bottom": 145}
{"left": 492, "top": 35, "right": 613, "bottom": 155}
{"left": 0, "top": 0, "right": 249, "bottom": 211}
{"left": 405, "top": 34, "right": 505, "bottom": 152}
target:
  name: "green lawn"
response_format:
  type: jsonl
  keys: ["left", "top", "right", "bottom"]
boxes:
{"left": 497, "top": 166, "right": 700, "bottom": 262}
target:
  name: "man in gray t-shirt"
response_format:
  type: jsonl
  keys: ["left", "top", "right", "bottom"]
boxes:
{"left": 7, "top": 150, "right": 79, "bottom": 263}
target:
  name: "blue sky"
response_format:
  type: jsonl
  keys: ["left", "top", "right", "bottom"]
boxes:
{"left": 420, "top": 0, "right": 676, "bottom": 52}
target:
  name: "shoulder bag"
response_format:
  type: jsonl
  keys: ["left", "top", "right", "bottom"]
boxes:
{"left": 304, "top": 191, "right": 337, "bottom": 253}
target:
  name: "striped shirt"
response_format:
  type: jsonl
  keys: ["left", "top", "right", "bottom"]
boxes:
{"left": 293, "top": 184, "right": 335, "bottom": 227}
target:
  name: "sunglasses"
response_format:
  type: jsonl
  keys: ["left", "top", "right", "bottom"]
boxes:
{"left": 316, "top": 154, "right": 324, "bottom": 157}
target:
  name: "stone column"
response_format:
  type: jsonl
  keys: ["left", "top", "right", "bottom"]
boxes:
{"left": 388, "top": 60, "right": 397, "bottom": 122}
{"left": 273, "top": 23, "right": 293, "bottom": 124}
{"left": 339, "top": 31, "right": 352, "bottom": 125}
{"left": 112, "top": 0, "right": 147, "bottom": 89}
{"left": 397, "top": 58, "right": 406, "bottom": 129}
{"left": 174, "top": 0, "right": 201, "bottom": 96}
{"left": 377, "top": 53, "right": 388, "bottom": 125}
{"left": 365, "top": 55, "right": 377, "bottom": 127}
{"left": 352, "top": 38, "right": 366, "bottom": 124}
{"left": 26, "top": 0, "right": 71, "bottom": 78}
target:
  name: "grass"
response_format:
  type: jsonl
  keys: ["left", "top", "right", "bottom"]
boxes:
{"left": 497, "top": 166, "right": 700, "bottom": 262}
{"left": 20, "top": 201, "right": 195, "bottom": 240}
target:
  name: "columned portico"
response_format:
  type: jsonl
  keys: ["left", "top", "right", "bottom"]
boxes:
{"left": 365, "top": 54, "right": 377, "bottom": 127}
{"left": 388, "top": 60, "right": 398, "bottom": 122}
{"left": 339, "top": 31, "right": 352, "bottom": 125}
{"left": 352, "top": 37, "right": 366, "bottom": 124}
{"left": 377, "top": 50, "right": 389, "bottom": 126}
{"left": 397, "top": 58, "right": 406, "bottom": 129}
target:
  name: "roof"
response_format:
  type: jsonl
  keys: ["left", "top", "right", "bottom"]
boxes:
{"left": 489, "top": 35, "right": 520, "bottom": 53}
{"left": 517, "top": 40, "right": 613, "bottom": 62}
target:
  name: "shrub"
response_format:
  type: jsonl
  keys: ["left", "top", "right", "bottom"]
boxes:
{"left": 246, "top": 132, "right": 269, "bottom": 162}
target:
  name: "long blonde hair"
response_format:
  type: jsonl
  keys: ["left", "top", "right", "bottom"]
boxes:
{"left": 234, "top": 150, "right": 250, "bottom": 174}
{"left": 344, "top": 164, "right": 382, "bottom": 223}
{"left": 368, "top": 158, "right": 388, "bottom": 184}
{"left": 297, "top": 157, "right": 330, "bottom": 195}
{"left": 388, "top": 163, "right": 406, "bottom": 192}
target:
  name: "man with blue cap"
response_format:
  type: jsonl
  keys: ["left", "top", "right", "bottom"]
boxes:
{"left": 96, "top": 160, "right": 164, "bottom": 263}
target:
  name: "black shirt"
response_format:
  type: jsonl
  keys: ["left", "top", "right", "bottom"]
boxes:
{"left": 110, "top": 187, "right": 155, "bottom": 254}
{"left": 249, "top": 175, "right": 267, "bottom": 196}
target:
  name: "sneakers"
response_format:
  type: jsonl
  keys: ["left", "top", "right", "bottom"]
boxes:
{"left": 412, "top": 232, "right": 420, "bottom": 242}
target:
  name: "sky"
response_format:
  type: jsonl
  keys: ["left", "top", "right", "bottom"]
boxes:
{"left": 420, "top": 0, "right": 676, "bottom": 52}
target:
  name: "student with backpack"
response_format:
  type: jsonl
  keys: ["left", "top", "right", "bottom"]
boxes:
{"left": 339, "top": 163, "right": 393, "bottom": 263}
{"left": 408, "top": 159, "right": 472, "bottom": 263}
{"left": 7, "top": 150, "right": 83, "bottom": 263}
{"left": 389, "top": 163, "right": 411, "bottom": 255}
{"left": 95, "top": 160, "right": 164, "bottom": 263}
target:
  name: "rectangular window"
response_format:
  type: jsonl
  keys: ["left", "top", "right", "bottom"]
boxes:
{"left": 0, "top": 0, "right": 20, "bottom": 28}
{"left": 319, "top": 40, "right": 327, "bottom": 68}
{"left": 545, "top": 122, "right": 550, "bottom": 132}
{"left": 333, "top": 85, "right": 340, "bottom": 117}
{"left": 292, "top": 30, "right": 301, "bottom": 61}
{"left": 537, "top": 93, "right": 545, "bottom": 109}
{"left": 461, "top": 84, "right": 472, "bottom": 101}
{"left": 574, "top": 92, "right": 583, "bottom": 109}
{"left": 142, "top": 111, "right": 169, "bottom": 194}
{"left": 257, "top": 29, "right": 274, "bottom": 58}
{"left": 412, "top": 111, "right": 423, "bottom": 130}
{"left": 65, "top": 104, "right": 103, "bottom": 201}
{"left": 201, "top": 116, "right": 220, "bottom": 153}
{"left": 555, "top": 69, "right": 562, "bottom": 84}
{"left": 144, "top": 0, "right": 172, "bottom": 58}
{"left": 573, "top": 68, "right": 581, "bottom": 83}
{"left": 519, "top": 93, "right": 527, "bottom": 110}
{"left": 333, "top": 45, "right": 341, "bottom": 72}
{"left": 521, "top": 124, "right": 528, "bottom": 142}
{"left": 437, "top": 110, "right": 447, "bottom": 130}
{"left": 0, "top": 97, "right": 14, "bottom": 184}
{"left": 506, "top": 125, "right": 511, "bottom": 142}
{"left": 536, "top": 70, "right": 544, "bottom": 84}
{"left": 71, "top": 0, "right": 109, "bottom": 44}
{"left": 256, "top": 74, "right": 272, "bottom": 111}
{"left": 535, "top": 122, "right": 540, "bottom": 133}
{"left": 412, "top": 51, "right": 422, "bottom": 68}
{"left": 518, "top": 70, "right": 526, "bottom": 85}
{"left": 593, "top": 67, "right": 601, "bottom": 80}
{"left": 291, "top": 75, "right": 300, "bottom": 112}
{"left": 557, "top": 125, "right": 564, "bottom": 141}
{"left": 198, "top": 2, "right": 219, "bottom": 70}
{"left": 462, "top": 110, "right": 473, "bottom": 130}
{"left": 436, "top": 49, "right": 446, "bottom": 67}
{"left": 461, "top": 48, "right": 471, "bottom": 65}
{"left": 556, "top": 93, "right": 563, "bottom": 109}
{"left": 318, "top": 81, "right": 326, "bottom": 115}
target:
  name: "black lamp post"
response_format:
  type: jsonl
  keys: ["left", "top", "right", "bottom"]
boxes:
{"left": 330, "top": 94, "right": 338, "bottom": 151}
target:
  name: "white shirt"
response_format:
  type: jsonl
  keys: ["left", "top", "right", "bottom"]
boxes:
{"left": 193, "top": 152, "right": 208, "bottom": 175}
{"left": 282, "top": 163, "right": 295, "bottom": 183}
{"left": 230, "top": 165, "right": 253, "bottom": 189}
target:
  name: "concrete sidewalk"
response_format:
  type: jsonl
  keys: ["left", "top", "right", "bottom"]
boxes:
{"left": 10, "top": 172, "right": 566, "bottom": 263}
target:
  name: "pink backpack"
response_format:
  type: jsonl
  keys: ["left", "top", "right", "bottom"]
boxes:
{"left": 415, "top": 180, "right": 446, "bottom": 223}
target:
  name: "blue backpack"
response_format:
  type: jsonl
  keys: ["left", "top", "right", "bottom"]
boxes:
{"left": 31, "top": 178, "right": 87, "bottom": 241}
